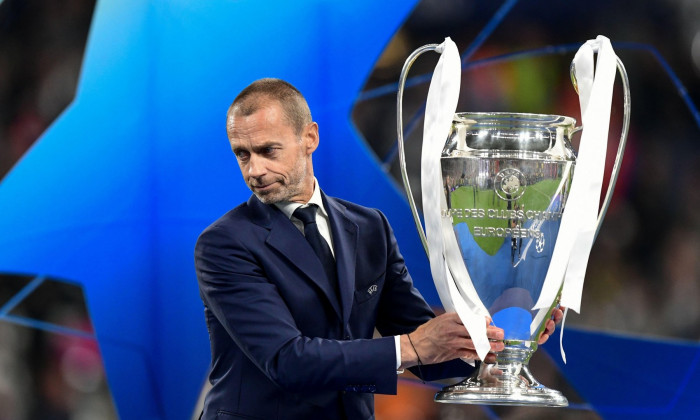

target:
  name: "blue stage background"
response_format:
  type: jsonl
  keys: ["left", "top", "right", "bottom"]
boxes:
{"left": 0, "top": 0, "right": 699, "bottom": 418}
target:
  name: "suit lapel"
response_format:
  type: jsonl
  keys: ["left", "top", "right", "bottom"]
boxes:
{"left": 322, "top": 193, "right": 357, "bottom": 328}
{"left": 248, "top": 195, "right": 342, "bottom": 321}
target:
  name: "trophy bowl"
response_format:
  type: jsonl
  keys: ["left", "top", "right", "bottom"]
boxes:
{"left": 433, "top": 112, "right": 576, "bottom": 406}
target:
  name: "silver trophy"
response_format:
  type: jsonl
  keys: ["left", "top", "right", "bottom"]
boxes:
{"left": 396, "top": 41, "right": 630, "bottom": 406}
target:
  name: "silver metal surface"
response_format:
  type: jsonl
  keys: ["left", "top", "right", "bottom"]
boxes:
{"left": 396, "top": 43, "right": 440, "bottom": 254}
{"left": 435, "top": 357, "right": 568, "bottom": 407}
{"left": 435, "top": 113, "right": 574, "bottom": 406}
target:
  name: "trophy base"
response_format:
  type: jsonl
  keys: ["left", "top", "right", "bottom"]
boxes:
{"left": 435, "top": 360, "right": 568, "bottom": 407}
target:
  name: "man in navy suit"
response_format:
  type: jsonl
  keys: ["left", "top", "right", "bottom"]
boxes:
{"left": 195, "top": 78, "right": 559, "bottom": 419}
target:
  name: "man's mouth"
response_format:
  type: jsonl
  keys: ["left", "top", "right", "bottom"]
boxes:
{"left": 251, "top": 182, "right": 276, "bottom": 193}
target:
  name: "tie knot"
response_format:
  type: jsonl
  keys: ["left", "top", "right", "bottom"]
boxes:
{"left": 293, "top": 205, "right": 318, "bottom": 225}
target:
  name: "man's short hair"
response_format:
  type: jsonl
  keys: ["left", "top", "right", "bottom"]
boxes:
{"left": 228, "top": 78, "right": 312, "bottom": 135}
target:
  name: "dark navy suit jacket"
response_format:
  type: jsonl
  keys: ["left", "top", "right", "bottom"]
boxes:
{"left": 195, "top": 192, "right": 472, "bottom": 419}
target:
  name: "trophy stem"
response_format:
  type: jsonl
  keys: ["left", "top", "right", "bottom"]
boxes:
{"left": 435, "top": 345, "right": 568, "bottom": 407}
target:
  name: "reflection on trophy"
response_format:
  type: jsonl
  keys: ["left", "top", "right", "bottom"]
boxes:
{"left": 436, "top": 113, "right": 576, "bottom": 407}
{"left": 396, "top": 37, "right": 630, "bottom": 406}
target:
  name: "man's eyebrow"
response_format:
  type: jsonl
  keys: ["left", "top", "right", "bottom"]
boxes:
{"left": 251, "top": 141, "right": 283, "bottom": 151}
{"left": 231, "top": 140, "right": 284, "bottom": 155}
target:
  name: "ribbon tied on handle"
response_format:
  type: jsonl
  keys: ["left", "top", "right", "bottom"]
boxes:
{"left": 422, "top": 37, "right": 492, "bottom": 363}
{"left": 533, "top": 35, "right": 622, "bottom": 362}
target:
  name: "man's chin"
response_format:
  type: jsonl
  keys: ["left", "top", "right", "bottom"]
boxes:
{"left": 253, "top": 192, "right": 275, "bottom": 204}
{"left": 252, "top": 189, "right": 285, "bottom": 204}
{"left": 250, "top": 184, "right": 300, "bottom": 204}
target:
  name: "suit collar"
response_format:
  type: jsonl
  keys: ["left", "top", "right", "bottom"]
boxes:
{"left": 247, "top": 194, "right": 277, "bottom": 229}
{"left": 248, "top": 194, "right": 343, "bottom": 321}
{"left": 247, "top": 192, "right": 358, "bottom": 327}
{"left": 322, "top": 193, "right": 357, "bottom": 327}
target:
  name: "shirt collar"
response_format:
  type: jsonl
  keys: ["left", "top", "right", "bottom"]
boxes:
{"left": 273, "top": 177, "right": 327, "bottom": 220}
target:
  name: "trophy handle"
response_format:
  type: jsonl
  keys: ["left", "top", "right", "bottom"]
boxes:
{"left": 396, "top": 43, "right": 441, "bottom": 255}
{"left": 570, "top": 56, "right": 631, "bottom": 239}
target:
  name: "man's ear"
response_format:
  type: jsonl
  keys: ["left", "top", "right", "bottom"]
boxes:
{"left": 303, "top": 122, "right": 319, "bottom": 155}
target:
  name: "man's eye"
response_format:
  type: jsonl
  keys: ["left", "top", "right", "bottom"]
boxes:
{"left": 262, "top": 147, "right": 277, "bottom": 155}
{"left": 235, "top": 150, "right": 249, "bottom": 160}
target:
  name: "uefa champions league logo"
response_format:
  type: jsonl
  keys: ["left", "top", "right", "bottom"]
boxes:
{"left": 494, "top": 168, "right": 526, "bottom": 201}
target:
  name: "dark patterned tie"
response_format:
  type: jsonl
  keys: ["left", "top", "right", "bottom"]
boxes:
{"left": 293, "top": 205, "right": 338, "bottom": 293}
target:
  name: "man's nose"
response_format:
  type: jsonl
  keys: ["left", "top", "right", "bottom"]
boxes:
{"left": 247, "top": 154, "right": 266, "bottom": 177}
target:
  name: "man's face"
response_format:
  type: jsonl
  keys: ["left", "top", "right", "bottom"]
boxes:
{"left": 228, "top": 101, "right": 317, "bottom": 204}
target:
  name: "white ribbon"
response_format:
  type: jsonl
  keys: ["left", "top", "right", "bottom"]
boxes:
{"left": 561, "top": 36, "right": 617, "bottom": 313}
{"left": 422, "top": 37, "right": 491, "bottom": 362}
{"left": 532, "top": 36, "right": 619, "bottom": 361}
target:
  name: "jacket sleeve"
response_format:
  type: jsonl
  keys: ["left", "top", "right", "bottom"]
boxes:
{"left": 372, "top": 210, "right": 475, "bottom": 381}
{"left": 195, "top": 224, "right": 399, "bottom": 395}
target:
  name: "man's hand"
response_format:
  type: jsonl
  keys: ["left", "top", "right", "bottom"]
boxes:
{"left": 399, "top": 313, "right": 504, "bottom": 369}
{"left": 537, "top": 306, "right": 564, "bottom": 345}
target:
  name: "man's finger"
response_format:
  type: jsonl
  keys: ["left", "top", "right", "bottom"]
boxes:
{"left": 552, "top": 307, "right": 564, "bottom": 323}
{"left": 486, "top": 325, "right": 504, "bottom": 340}
{"left": 543, "top": 319, "right": 555, "bottom": 335}
{"left": 483, "top": 353, "right": 497, "bottom": 364}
